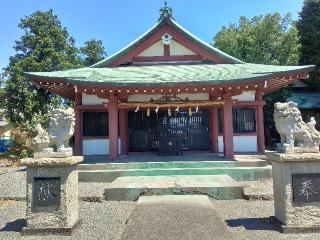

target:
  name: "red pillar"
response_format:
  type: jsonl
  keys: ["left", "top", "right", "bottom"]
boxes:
{"left": 119, "top": 109, "right": 128, "bottom": 155}
{"left": 74, "top": 92, "right": 82, "bottom": 156}
{"left": 210, "top": 107, "right": 219, "bottom": 153}
{"left": 256, "top": 89, "right": 265, "bottom": 154}
{"left": 223, "top": 94, "right": 234, "bottom": 158}
{"left": 108, "top": 95, "right": 118, "bottom": 160}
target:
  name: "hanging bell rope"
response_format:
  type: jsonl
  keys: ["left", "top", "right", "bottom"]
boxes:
{"left": 135, "top": 105, "right": 140, "bottom": 112}
{"left": 168, "top": 108, "right": 171, "bottom": 117}
{"left": 175, "top": 106, "right": 180, "bottom": 112}
{"left": 188, "top": 107, "right": 192, "bottom": 117}
{"left": 147, "top": 108, "right": 150, "bottom": 117}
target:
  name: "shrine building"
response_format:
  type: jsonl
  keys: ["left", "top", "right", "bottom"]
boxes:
{"left": 26, "top": 4, "right": 314, "bottom": 160}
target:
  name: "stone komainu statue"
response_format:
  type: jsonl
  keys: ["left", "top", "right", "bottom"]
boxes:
{"left": 274, "top": 102, "right": 320, "bottom": 153}
{"left": 33, "top": 108, "right": 75, "bottom": 156}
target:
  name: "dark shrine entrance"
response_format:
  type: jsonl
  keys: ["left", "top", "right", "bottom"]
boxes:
{"left": 128, "top": 109, "right": 210, "bottom": 152}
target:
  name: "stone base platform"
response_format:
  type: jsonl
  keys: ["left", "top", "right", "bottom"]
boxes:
{"left": 21, "top": 219, "right": 82, "bottom": 236}
{"left": 104, "top": 175, "right": 244, "bottom": 201}
{"left": 270, "top": 216, "right": 320, "bottom": 234}
{"left": 121, "top": 195, "right": 234, "bottom": 240}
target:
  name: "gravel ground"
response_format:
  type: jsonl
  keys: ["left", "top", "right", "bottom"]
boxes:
{"left": 0, "top": 200, "right": 136, "bottom": 240}
{"left": 1, "top": 199, "right": 320, "bottom": 240}
{"left": 0, "top": 167, "right": 110, "bottom": 201}
{"left": 212, "top": 199, "right": 320, "bottom": 240}
{"left": 1, "top": 166, "right": 319, "bottom": 239}
{"left": 0, "top": 167, "right": 26, "bottom": 200}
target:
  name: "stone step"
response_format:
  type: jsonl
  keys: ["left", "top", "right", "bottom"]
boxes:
{"left": 121, "top": 195, "right": 235, "bottom": 240}
{"left": 79, "top": 159, "right": 268, "bottom": 171}
{"left": 78, "top": 165, "right": 272, "bottom": 182}
{"left": 104, "top": 175, "right": 244, "bottom": 201}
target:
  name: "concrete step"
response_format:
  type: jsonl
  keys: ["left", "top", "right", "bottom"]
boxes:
{"left": 79, "top": 160, "right": 268, "bottom": 171}
{"left": 79, "top": 165, "right": 272, "bottom": 182}
{"left": 104, "top": 175, "right": 244, "bottom": 201}
{"left": 121, "top": 195, "right": 235, "bottom": 240}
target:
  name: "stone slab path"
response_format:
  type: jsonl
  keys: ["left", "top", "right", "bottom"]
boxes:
{"left": 121, "top": 195, "right": 235, "bottom": 240}
{"left": 105, "top": 174, "right": 244, "bottom": 201}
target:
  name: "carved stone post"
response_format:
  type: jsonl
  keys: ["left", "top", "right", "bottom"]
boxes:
{"left": 21, "top": 156, "right": 83, "bottom": 235}
{"left": 22, "top": 107, "right": 83, "bottom": 235}
{"left": 267, "top": 101, "right": 320, "bottom": 233}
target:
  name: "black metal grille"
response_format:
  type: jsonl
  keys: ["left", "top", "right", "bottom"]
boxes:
{"left": 218, "top": 107, "right": 256, "bottom": 133}
{"left": 83, "top": 112, "right": 108, "bottom": 137}
{"left": 128, "top": 110, "right": 210, "bottom": 152}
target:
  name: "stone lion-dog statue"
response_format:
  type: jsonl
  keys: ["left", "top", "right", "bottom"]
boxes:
{"left": 274, "top": 101, "right": 320, "bottom": 153}
{"left": 33, "top": 107, "right": 75, "bottom": 157}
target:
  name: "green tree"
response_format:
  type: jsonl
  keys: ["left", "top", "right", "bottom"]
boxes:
{"left": 0, "top": 73, "right": 6, "bottom": 109}
{"left": 4, "top": 9, "right": 81, "bottom": 126}
{"left": 0, "top": 88, "right": 5, "bottom": 110}
{"left": 80, "top": 39, "right": 106, "bottom": 66}
{"left": 297, "top": 0, "right": 320, "bottom": 87}
{"left": 213, "top": 13, "right": 301, "bottom": 127}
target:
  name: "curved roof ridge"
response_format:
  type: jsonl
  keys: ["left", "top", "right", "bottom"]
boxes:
{"left": 90, "top": 17, "right": 244, "bottom": 68}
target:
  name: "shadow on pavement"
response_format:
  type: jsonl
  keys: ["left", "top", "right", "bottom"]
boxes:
{"left": 0, "top": 219, "right": 26, "bottom": 232}
{"left": 226, "top": 217, "right": 275, "bottom": 231}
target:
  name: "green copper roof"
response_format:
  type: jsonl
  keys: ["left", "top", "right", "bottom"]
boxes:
{"left": 90, "top": 17, "right": 244, "bottom": 68}
{"left": 26, "top": 63, "right": 314, "bottom": 87}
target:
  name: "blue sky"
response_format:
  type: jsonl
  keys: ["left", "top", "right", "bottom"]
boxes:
{"left": 0, "top": 0, "right": 304, "bottom": 70}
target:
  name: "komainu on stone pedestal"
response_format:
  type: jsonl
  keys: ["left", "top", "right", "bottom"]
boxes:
{"left": 33, "top": 108, "right": 75, "bottom": 158}
{"left": 274, "top": 101, "right": 320, "bottom": 153}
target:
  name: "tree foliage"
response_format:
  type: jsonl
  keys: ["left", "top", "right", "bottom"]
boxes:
{"left": 213, "top": 13, "right": 301, "bottom": 125}
{"left": 3, "top": 10, "right": 106, "bottom": 127}
{"left": 80, "top": 39, "right": 106, "bottom": 66}
{"left": 297, "top": 0, "right": 320, "bottom": 87}
{"left": 4, "top": 10, "right": 81, "bottom": 126}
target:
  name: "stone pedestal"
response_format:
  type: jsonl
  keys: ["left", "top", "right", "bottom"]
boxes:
{"left": 267, "top": 152, "right": 320, "bottom": 233}
{"left": 20, "top": 156, "right": 83, "bottom": 235}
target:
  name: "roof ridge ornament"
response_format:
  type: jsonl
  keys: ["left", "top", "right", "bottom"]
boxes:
{"left": 159, "top": 0, "right": 174, "bottom": 21}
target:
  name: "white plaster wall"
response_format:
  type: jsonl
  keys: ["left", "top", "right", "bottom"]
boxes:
{"left": 170, "top": 40, "right": 196, "bottom": 55}
{"left": 128, "top": 93, "right": 209, "bottom": 102}
{"left": 82, "top": 94, "right": 108, "bottom": 105}
{"left": 138, "top": 40, "right": 164, "bottom": 57}
{"left": 232, "top": 91, "right": 256, "bottom": 101}
{"left": 83, "top": 139, "right": 121, "bottom": 155}
{"left": 218, "top": 135, "right": 258, "bottom": 153}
